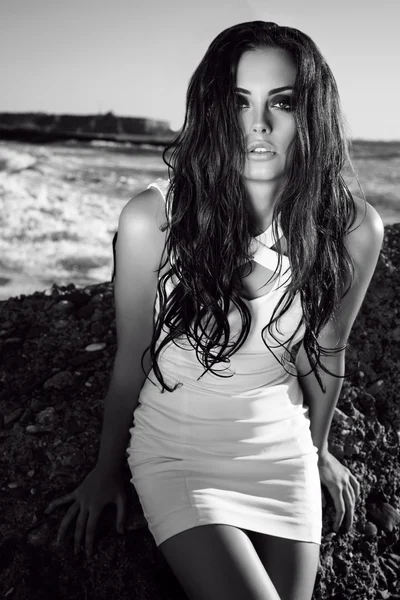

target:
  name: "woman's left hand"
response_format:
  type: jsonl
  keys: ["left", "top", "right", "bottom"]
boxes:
{"left": 318, "top": 451, "right": 361, "bottom": 533}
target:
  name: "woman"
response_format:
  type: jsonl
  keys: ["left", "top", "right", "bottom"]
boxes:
{"left": 46, "top": 21, "right": 384, "bottom": 600}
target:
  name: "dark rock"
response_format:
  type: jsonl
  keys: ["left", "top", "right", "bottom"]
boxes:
{"left": 25, "top": 425, "right": 53, "bottom": 434}
{"left": 364, "top": 521, "right": 378, "bottom": 536}
{"left": 0, "top": 224, "right": 400, "bottom": 600}
{"left": 36, "top": 407, "right": 58, "bottom": 427}
{"left": 43, "top": 371, "right": 75, "bottom": 390}
{"left": 52, "top": 299, "right": 75, "bottom": 313}
{"left": 357, "top": 392, "right": 378, "bottom": 416}
{"left": 77, "top": 303, "right": 94, "bottom": 318}
{"left": 366, "top": 380, "right": 385, "bottom": 396}
{"left": 367, "top": 502, "right": 400, "bottom": 532}
{"left": 63, "top": 290, "right": 91, "bottom": 308}
{"left": 4, "top": 407, "right": 25, "bottom": 426}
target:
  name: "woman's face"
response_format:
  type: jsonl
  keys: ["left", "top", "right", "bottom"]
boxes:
{"left": 235, "top": 47, "right": 297, "bottom": 183}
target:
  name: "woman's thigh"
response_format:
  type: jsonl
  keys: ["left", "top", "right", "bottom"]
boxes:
{"left": 247, "top": 531, "right": 320, "bottom": 600}
{"left": 159, "top": 523, "right": 282, "bottom": 600}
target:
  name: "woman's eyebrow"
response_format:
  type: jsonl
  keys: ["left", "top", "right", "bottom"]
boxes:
{"left": 234, "top": 86, "right": 293, "bottom": 95}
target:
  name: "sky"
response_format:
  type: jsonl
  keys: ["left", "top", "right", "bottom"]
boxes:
{"left": 1, "top": 0, "right": 399, "bottom": 141}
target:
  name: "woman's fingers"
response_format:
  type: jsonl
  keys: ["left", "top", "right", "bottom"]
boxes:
{"left": 74, "top": 509, "right": 89, "bottom": 555}
{"left": 343, "top": 483, "right": 356, "bottom": 530}
{"left": 332, "top": 489, "right": 346, "bottom": 532}
{"left": 334, "top": 474, "right": 358, "bottom": 532}
{"left": 56, "top": 502, "right": 80, "bottom": 543}
{"left": 321, "top": 456, "right": 361, "bottom": 534}
{"left": 45, "top": 493, "right": 74, "bottom": 513}
{"left": 349, "top": 473, "right": 361, "bottom": 500}
{"left": 84, "top": 511, "right": 101, "bottom": 557}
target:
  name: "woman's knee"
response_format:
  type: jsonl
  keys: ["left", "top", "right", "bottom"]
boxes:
{"left": 159, "top": 523, "right": 282, "bottom": 600}
{"left": 248, "top": 532, "right": 320, "bottom": 600}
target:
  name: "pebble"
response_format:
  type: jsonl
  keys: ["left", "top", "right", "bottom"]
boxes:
{"left": 27, "top": 523, "right": 52, "bottom": 547}
{"left": 333, "top": 407, "right": 354, "bottom": 428}
{"left": 91, "top": 293, "right": 104, "bottom": 304}
{"left": 36, "top": 407, "right": 57, "bottom": 427}
{"left": 25, "top": 425, "right": 53, "bottom": 434}
{"left": 85, "top": 342, "right": 106, "bottom": 352}
{"left": 43, "top": 371, "right": 75, "bottom": 390}
{"left": 7, "top": 481, "right": 20, "bottom": 489}
{"left": 364, "top": 521, "right": 378, "bottom": 536}
{"left": 323, "top": 532, "right": 337, "bottom": 542}
{"left": 53, "top": 300, "right": 74, "bottom": 313}
{"left": 4, "top": 407, "right": 25, "bottom": 426}
{"left": 366, "top": 380, "right": 384, "bottom": 396}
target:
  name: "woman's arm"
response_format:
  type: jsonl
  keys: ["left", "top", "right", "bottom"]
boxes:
{"left": 296, "top": 198, "right": 385, "bottom": 461}
{"left": 296, "top": 346, "right": 345, "bottom": 460}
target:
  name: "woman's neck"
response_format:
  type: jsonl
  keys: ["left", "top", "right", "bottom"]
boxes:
{"left": 245, "top": 178, "right": 283, "bottom": 235}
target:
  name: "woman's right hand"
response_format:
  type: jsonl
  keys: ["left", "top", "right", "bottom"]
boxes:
{"left": 44, "top": 465, "right": 127, "bottom": 557}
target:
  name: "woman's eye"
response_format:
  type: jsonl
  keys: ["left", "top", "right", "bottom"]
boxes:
{"left": 236, "top": 96, "right": 248, "bottom": 111}
{"left": 236, "top": 95, "right": 294, "bottom": 112}
{"left": 271, "top": 96, "right": 293, "bottom": 111}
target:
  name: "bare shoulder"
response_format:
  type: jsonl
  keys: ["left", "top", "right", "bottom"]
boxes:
{"left": 345, "top": 195, "right": 385, "bottom": 266}
{"left": 118, "top": 187, "right": 168, "bottom": 265}
{"left": 121, "top": 186, "right": 167, "bottom": 236}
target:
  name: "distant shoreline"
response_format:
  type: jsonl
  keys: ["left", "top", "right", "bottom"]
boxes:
{"left": 0, "top": 125, "right": 176, "bottom": 146}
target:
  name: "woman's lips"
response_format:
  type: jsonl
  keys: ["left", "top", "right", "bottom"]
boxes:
{"left": 247, "top": 150, "right": 277, "bottom": 161}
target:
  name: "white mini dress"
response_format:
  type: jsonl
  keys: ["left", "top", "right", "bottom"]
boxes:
{"left": 126, "top": 178, "right": 322, "bottom": 548}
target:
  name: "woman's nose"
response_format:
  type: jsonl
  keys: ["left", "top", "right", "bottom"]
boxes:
{"left": 251, "top": 115, "right": 272, "bottom": 134}
{"left": 252, "top": 122, "right": 272, "bottom": 134}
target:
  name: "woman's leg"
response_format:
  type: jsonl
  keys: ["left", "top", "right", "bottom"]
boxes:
{"left": 247, "top": 531, "right": 320, "bottom": 600}
{"left": 159, "top": 523, "right": 282, "bottom": 600}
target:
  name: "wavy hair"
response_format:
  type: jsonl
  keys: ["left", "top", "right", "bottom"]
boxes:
{"left": 122, "top": 21, "right": 362, "bottom": 393}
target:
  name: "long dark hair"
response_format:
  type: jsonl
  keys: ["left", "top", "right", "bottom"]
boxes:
{"left": 135, "top": 21, "right": 361, "bottom": 393}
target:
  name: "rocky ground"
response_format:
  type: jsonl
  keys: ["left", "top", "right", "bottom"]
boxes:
{"left": 1, "top": 225, "right": 400, "bottom": 600}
